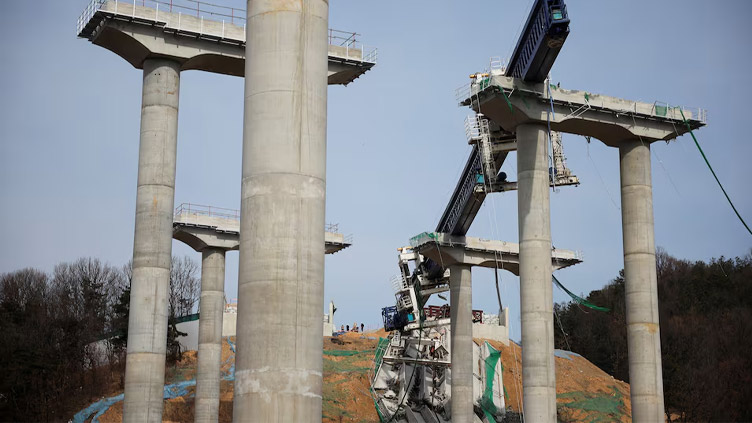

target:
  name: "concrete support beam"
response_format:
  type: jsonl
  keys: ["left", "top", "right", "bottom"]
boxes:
{"left": 450, "top": 264, "right": 473, "bottom": 423}
{"left": 517, "top": 123, "right": 556, "bottom": 422}
{"left": 461, "top": 75, "right": 706, "bottom": 147}
{"left": 234, "top": 0, "right": 328, "bottom": 421}
{"left": 195, "top": 248, "right": 226, "bottom": 423}
{"left": 123, "top": 58, "right": 180, "bottom": 423}
{"left": 619, "top": 140, "right": 665, "bottom": 422}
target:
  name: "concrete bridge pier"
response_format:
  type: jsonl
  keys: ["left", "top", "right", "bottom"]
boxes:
{"left": 124, "top": 58, "right": 181, "bottom": 423}
{"left": 195, "top": 248, "right": 227, "bottom": 423}
{"left": 458, "top": 74, "right": 706, "bottom": 423}
{"left": 412, "top": 233, "right": 581, "bottom": 422}
{"left": 449, "top": 264, "right": 473, "bottom": 423}
{"left": 234, "top": 0, "right": 329, "bottom": 421}
{"left": 516, "top": 123, "right": 556, "bottom": 422}
{"left": 619, "top": 140, "right": 665, "bottom": 422}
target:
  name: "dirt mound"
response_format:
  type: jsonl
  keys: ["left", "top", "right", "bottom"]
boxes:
{"left": 87, "top": 332, "right": 630, "bottom": 422}
{"left": 481, "top": 338, "right": 631, "bottom": 422}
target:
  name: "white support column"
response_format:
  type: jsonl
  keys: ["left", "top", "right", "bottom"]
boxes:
{"left": 234, "top": 0, "right": 329, "bottom": 421}
{"left": 450, "top": 264, "right": 473, "bottom": 423}
{"left": 123, "top": 58, "right": 180, "bottom": 423}
{"left": 195, "top": 248, "right": 226, "bottom": 423}
{"left": 516, "top": 122, "right": 556, "bottom": 422}
{"left": 619, "top": 139, "right": 665, "bottom": 422}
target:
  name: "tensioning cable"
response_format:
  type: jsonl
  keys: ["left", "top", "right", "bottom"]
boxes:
{"left": 552, "top": 274, "right": 610, "bottom": 312}
{"left": 679, "top": 109, "right": 752, "bottom": 236}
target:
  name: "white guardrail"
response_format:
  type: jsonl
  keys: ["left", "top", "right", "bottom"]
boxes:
{"left": 77, "top": 0, "right": 377, "bottom": 63}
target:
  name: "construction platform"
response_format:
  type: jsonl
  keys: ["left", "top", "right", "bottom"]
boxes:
{"left": 77, "top": 0, "right": 376, "bottom": 85}
{"left": 458, "top": 72, "right": 706, "bottom": 146}
{"left": 409, "top": 231, "right": 582, "bottom": 275}
{"left": 172, "top": 203, "right": 352, "bottom": 254}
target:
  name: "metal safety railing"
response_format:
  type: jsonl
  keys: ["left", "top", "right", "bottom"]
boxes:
{"left": 77, "top": 0, "right": 377, "bottom": 63}
{"left": 455, "top": 82, "right": 472, "bottom": 104}
{"left": 390, "top": 274, "right": 409, "bottom": 293}
{"left": 174, "top": 203, "right": 240, "bottom": 220}
{"left": 463, "top": 114, "right": 482, "bottom": 142}
{"left": 77, "top": 0, "right": 245, "bottom": 36}
{"left": 173, "top": 204, "right": 348, "bottom": 237}
{"left": 328, "top": 28, "right": 378, "bottom": 63}
{"left": 652, "top": 101, "right": 707, "bottom": 124}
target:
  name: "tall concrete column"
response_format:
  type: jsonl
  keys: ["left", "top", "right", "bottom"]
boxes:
{"left": 234, "top": 0, "right": 329, "bottom": 421}
{"left": 195, "top": 248, "right": 226, "bottom": 423}
{"left": 450, "top": 264, "right": 473, "bottom": 423}
{"left": 123, "top": 58, "right": 180, "bottom": 423}
{"left": 619, "top": 140, "right": 664, "bottom": 422}
{"left": 516, "top": 123, "right": 556, "bottom": 422}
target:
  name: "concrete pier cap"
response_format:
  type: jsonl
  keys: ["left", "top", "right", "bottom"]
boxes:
{"left": 410, "top": 231, "right": 582, "bottom": 275}
{"left": 461, "top": 75, "right": 706, "bottom": 146}
{"left": 77, "top": 0, "right": 376, "bottom": 85}
{"left": 172, "top": 204, "right": 352, "bottom": 254}
{"left": 457, "top": 73, "right": 708, "bottom": 422}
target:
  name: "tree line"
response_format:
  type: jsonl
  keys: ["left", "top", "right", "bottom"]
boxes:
{"left": 553, "top": 248, "right": 752, "bottom": 422}
{"left": 0, "top": 256, "right": 201, "bottom": 421}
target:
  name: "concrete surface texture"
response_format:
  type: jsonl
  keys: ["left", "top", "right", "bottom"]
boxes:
{"left": 78, "top": 0, "right": 373, "bottom": 84}
{"left": 195, "top": 249, "right": 226, "bottom": 423}
{"left": 473, "top": 309, "right": 510, "bottom": 345}
{"left": 517, "top": 123, "right": 557, "bottom": 423}
{"left": 619, "top": 140, "right": 665, "bottom": 422}
{"left": 459, "top": 71, "right": 707, "bottom": 422}
{"left": 172, "top": 207, "right": 351, "bottom": 254}
{"left": 123, "top": 58, "right": 180, "bottom": 423}
{"left": 234, "top": 0, "right": 329, "bottom": 421}
{"left": 412, "top": 232, "right": 581, "bottom": 275}
{"left": 450, "top": 264, "right": 474, "bottom": 423}
{"left": 462, "top": 75, "right": 706, "bottom": 146}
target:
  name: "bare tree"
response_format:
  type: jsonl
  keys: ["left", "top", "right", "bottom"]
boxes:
{"left": 169, "top": 255, "right": 200, "bottom": 318}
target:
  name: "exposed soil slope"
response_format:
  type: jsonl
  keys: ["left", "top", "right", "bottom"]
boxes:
{"left": 85, "top": 329, "right": 630, "bottom": 422}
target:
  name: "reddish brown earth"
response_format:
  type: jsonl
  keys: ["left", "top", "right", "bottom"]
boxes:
{"left": 93, "top": 330, "right": 630, "bottom": 422}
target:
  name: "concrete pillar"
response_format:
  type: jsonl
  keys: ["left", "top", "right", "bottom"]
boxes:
{"left": 234, "top": 0, "right": 329, "bottom": 421}
{"left": 516, "top": 123, "right": 556, "bottom": 422}
{"left": 195, "top": 248, "right": 226, "bottom": 423}
{"left": 450, "top": 264, "right": 473, "bottom": 423}
{"left": 619, "top": 140, "right": 664, "bottom": 422}
{"left": 123, "top": 58, "right": 180, "bottom": 423}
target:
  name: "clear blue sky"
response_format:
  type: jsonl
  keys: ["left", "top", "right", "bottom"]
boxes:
{"left": 1, "top": 0, "right": 750, "bottom": 341}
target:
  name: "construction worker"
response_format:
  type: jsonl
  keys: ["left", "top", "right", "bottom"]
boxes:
{"left": 360, "top": 323, "right": 364, "bottom": 333}
{"left": 353, "top": 322, "right": 358, "bottom": 332}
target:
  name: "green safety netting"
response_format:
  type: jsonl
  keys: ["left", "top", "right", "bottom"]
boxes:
{"left": 480, "top": 341, "right": 502, "bottom": 423}
{"left": 373, "top": 338, "right": 389, "bottom": 372}
{"left": 371, "top": 337, "right": 390, "bottom": 422}
{"left": 409, "top": 231, "right": 439, "bottom": 247}
{"left": 655, "top": 104, "right": 668, "bottom": 116}
{"left": 553, "top": 274, "right": 611, "bottom": 312}
{"left": 557, "top": 386, "right": 627, "bottom": 421}
{"left": 679, "top": 109, "right": 752, "bottom": 236}
{"left": 478, "top": 77, "right": 492, "bottom": 90}
{"left": 324, "top": 349, "right": 367, "bottom": 357}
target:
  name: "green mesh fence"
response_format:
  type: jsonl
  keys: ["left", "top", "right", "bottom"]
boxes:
{"left": 480, "top": 342, "right": 502, "bottom": 423}
{"left": 553, "top": 275, "right": 610, "bottom": 312}
{"left": 374, "top": 338, "right": 389, "bottom": 373}
{"left": 324, "top": 349, "right": 372, "bottom": 357}
{"left": 557, "top": 386, "right": 627, "bottom": 422}
{"left": 371, "top": 337, "right": 390, "bottom": 423}
{"left": 655, "top": 104, "right": 668, "bottom": 116}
